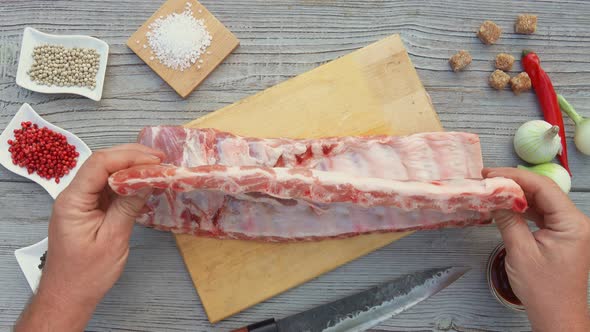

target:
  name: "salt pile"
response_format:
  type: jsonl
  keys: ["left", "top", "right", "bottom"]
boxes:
{"left": 146, "top": 3, "right": 212, "bottom": 71}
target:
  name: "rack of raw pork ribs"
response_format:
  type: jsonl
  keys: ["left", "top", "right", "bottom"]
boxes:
{"left": 108, "top": 126, "right": 527, "bottom": 241}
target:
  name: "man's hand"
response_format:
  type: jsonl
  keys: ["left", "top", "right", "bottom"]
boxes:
{"left": 484, "top": 167, "right": 590, "bottom": 332}
{"left": 16, "top": 144, "right": 164, "bottom": 332}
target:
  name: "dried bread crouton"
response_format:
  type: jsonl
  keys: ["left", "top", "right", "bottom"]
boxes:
{"left": 510, "top": 72, "right": 532, "bottom": 95}
{"left": 489, "top": 70, "right": 511, "bottom": 90}
{"left": 515, "top": 14, "right": 537, "bottom": 34}
{"left": 495, "top": 53, "right": 515, "bottom": 71}
{"left": 477, "top": 21, "right": 502, "bottom": 45}
{"left": 449, "top": 50, "right": 472, "bottom": 72}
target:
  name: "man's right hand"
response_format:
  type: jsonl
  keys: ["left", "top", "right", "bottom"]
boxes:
{"left": 483, "top": 167, "right": 590, "bottom": 332}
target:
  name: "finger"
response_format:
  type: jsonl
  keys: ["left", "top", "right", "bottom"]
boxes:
{"left": 69, "top": 149, "right": 161, "bottom": 196}
{"left": 101, "top": 188, "right": 152, "bottom": 242}
{"left": 493, "top": 209, "right": 535, "bottom": 251}
{"left": 515, "top": 188, "right": 543, "bottom": 223}
{"left": 524, "top": 209, "right": 544, "bottom": 226}
{"left": 483, "top": 167, "right": 575, "bottom": 223}
{"left": 106, "top": 143, "right": 166, "bottom": 159}
{"left": 484, "top": 167, "right": 542, "bottom": 223}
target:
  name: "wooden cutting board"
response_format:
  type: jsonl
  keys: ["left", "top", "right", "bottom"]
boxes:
{"left": 127, "top": 0, "right": 239, "bottom": 98}
{"left": 178, "top": 34, "right": 443, "bottom": 323}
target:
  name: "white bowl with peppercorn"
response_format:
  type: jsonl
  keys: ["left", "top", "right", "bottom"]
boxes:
{"left": 14, "top": 237, "right": 47, "bottom": 291}
{"left": 0, "top": 103, "right": 91, "bottom": 199}
{"left": 16, "top": 27, "right": 109, "bottom": 101}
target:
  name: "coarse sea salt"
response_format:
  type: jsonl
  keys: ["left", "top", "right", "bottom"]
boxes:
{"left": 146, "top": 5, "right": 212, "bottom": 71}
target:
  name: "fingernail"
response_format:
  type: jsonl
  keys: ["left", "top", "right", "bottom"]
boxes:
{"left": 149, "top": 154, "right": 161, "bottom": 161}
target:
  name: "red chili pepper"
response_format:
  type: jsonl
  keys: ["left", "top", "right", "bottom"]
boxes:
{"left": 522, "top": 50, "right": 571, "bottom": 175}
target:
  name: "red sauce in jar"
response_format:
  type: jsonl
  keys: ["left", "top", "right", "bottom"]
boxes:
{"left": 490, "top": 247, "right": 522, "bottom": 305}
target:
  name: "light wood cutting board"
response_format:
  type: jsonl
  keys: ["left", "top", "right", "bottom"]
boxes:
{"left": 178, "top": 34, "right": 443, "bottom": 323}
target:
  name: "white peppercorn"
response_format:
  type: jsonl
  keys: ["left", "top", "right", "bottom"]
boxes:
{"left": 28, "top": 44, "right": 100, "bottom": 89}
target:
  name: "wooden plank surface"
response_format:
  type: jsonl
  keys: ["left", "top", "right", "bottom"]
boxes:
{"left": 127, "top": 0, "right": 239, "bottom": 98}
{"left": 179, "top": 34, "right": 441, "bottom": 323}
{"left": 0, "top": 0, "right": 589, "bottom": 331}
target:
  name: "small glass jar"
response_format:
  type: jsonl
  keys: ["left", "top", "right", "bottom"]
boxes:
{"left": 486, "top": 242, "right": 525, "bottom": 311}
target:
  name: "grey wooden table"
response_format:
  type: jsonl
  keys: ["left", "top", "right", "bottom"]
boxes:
{"left": 1, "top": 0, "right": 589, "bottom": 331}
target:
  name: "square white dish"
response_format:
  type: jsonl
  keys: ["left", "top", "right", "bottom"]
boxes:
{"left": 0, "top": 103, "right": 92, "bottom": 199}
{"left": 14, "top": 237, "right": 48, "bottom": 291}
{"left": 16, "top": 27, "right": 109, "bottom": 101}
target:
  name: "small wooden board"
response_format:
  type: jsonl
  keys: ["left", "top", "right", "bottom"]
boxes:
{"left": 178, "top": 34, "right": 443, "bottom": 323}
{"left": 127, "top": 0, "right": 239, "bottom": 98}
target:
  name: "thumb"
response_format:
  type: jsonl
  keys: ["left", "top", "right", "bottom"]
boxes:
{"left": 493, "top": 209, "right": 535, "bottom": 251}
{"left": 104, "top": 188, "right": 152, "bottom": 239}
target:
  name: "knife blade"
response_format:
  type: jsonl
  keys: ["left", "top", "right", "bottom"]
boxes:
{"left": 232, "top": 266, "right": 469, "bottom": 332}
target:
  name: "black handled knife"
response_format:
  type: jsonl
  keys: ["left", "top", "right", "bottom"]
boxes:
{"left": 232, "top": 266, "right": 469, "bottom": 332}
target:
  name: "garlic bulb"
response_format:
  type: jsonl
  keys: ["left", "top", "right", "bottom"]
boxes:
{"left": 513, "top": 120, "right": 562, "bottom": 164}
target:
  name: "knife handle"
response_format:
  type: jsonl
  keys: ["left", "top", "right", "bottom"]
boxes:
{"left": 231, "top": 318, "right": 279, "bottom": 332}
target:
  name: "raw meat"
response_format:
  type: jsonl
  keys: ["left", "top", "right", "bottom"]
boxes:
{"left": 108, "top": 127, "right": 527, "bottom": 241}
{"left": 138, "top": 126, "right": 484, "bottom": 181}
{"left": 109, "top": 164, "right": 526, "bottom": 240}
{"left": 110, "top": 165, "right": 525, "bottom": 213}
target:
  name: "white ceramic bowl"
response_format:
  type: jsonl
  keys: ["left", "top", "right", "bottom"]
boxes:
{"left": 14, "top": 237, "right": 48, "bottom": 291}
{"left": 16, "top": 27, "right": 109, "bottom": 101}
{"left": 0, "top": 103, "right": 92, "bottom": 199}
